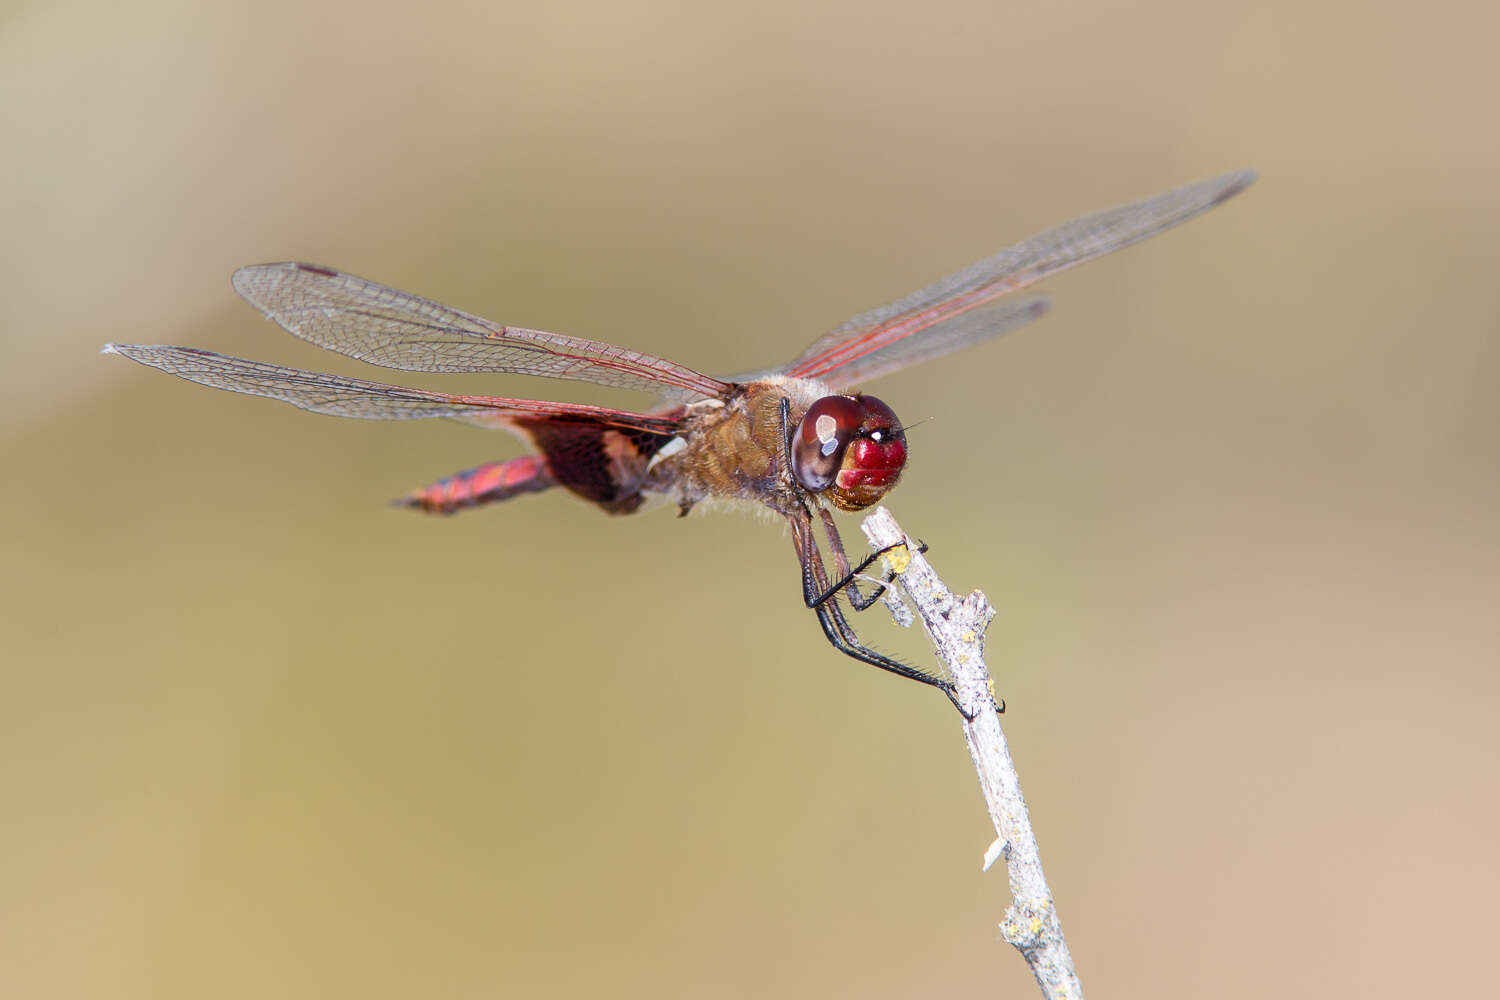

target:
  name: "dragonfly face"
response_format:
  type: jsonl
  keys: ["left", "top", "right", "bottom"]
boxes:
{"left": 106, "top": 170, "right": 1254, "bottom": 712}
{"left": 791, "top": 394, "right": 906, "bottom": 509}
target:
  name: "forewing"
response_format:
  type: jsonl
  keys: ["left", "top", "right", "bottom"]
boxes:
{"left": 103, "top": 344, "right": 682, "bottom": 434}
{"left": 782, "top": 169, "right": 1256, "bottom": 384}
{"left": 810, "top": 296, "right": 1050, "bottom": 390}
{"left": 231, "top": 262, "right": 732, "bottom": 401}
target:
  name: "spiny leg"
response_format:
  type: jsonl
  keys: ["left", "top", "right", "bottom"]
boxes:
{"left": 811, "top": 506, "right": 927, "bottom": 612}
{"left": 790, "top": 512, "right": 965, "bottom": 715}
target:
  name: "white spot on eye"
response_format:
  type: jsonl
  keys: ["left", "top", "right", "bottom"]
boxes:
{"left": 870, "top": 429, "right": 883, "bottom": 442}
{"left": 815, "top": 414, "right": 840, "bottom": 456}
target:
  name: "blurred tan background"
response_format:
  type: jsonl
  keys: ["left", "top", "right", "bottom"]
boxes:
{"left": 4, "top": 1, "right": 1497, "bottom": 997}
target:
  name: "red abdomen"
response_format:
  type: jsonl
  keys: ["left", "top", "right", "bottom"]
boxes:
{"left": 400, "top": 454, "right": 556, "bottom": 515}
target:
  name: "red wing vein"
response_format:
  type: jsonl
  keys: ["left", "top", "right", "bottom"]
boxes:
{"left": 782, "top": 170, "right": 1255, "bottom": 386}
{"left": 230, "top": 262, "right": 732, "bottom": 400}
{"left": 104, "top": 344, "right": 682, "bottom": 434}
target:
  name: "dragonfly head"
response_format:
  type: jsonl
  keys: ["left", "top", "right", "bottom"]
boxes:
{"left": 791, "top": 394, "right": 907, "bottom": 511}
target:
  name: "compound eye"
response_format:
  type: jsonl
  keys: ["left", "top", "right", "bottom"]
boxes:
{"left": 792, "top": 395, "right": 863, "bottom": 491}
{"left": 855, "top": 395, "right": 900, "bottom": 437}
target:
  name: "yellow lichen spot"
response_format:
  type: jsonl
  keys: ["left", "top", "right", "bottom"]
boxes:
{"left": 885, "top": 543, "right": 911, "bottom": 575}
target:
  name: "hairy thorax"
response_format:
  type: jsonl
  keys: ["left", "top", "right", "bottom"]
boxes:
{"left": 647, "top": 376, "right": 830, "bottom": 518}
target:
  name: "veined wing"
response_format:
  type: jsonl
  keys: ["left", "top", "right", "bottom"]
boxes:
{"left": 102, "top": 344, "right": 683, "bottom": 434}
{"left": 231, "top": 262, "right": 732, "bottom": 401}
{"left": 781, "top": 169, "right": 1256, "bottom": 386}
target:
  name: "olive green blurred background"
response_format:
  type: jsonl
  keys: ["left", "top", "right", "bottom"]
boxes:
{"left": 5, "top": 1, "right": 1497, "bottom": 997}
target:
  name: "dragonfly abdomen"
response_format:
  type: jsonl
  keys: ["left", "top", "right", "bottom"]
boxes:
{"left": 399, "top": 454, "right": 556, "bottom": 515}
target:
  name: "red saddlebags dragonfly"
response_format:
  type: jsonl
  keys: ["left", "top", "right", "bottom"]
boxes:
{"left": 106, "top": 170, "right": 1254, "bottom": 713}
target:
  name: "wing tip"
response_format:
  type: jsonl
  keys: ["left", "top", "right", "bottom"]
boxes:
{"left": 231, "top": 261, "right": 342, "bottom": 302}
{"left": 102, "top": 342, "right": 155, "bottom": 362}
{"left": 1212, "top": 168, "right": 1259, "bottom": 204}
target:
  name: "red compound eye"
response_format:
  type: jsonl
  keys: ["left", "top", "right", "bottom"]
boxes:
{"left": 792, "top": 395, "right": 863, "bottom": 492}
{"left": 791, "top": 394, "right": 907, "bottom": 504}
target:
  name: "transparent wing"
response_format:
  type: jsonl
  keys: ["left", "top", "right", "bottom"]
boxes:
{"left": 800, "top": 296, "right": 1049, "bottom": 390}
{"left": 230, "top": 262, "right": 732, "bottom": 401}
{"left": 103, "top": 344, "right": 683, "bottom": 434}
{"left": 781, "top": 169, "right": 1256, "bottom": 384}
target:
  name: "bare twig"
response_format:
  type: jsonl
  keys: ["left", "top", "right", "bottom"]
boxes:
{"left": 860, "top": 507, "right": 1083, "bottom": 1000}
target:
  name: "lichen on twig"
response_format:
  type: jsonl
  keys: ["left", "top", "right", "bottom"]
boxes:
{"left": 860, "top": 506, "right": 1084, "bottom": 1000}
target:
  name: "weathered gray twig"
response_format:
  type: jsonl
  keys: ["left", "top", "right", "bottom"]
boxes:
{"left": 860, "top": 507, "right": 1083, "bottom": 1000}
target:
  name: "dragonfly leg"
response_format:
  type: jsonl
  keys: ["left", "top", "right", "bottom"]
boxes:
{"left": 789, "top": 513, "right": 966, "bottom": 715}
{"left": 812, "top": 507, "right": 929, "bottom": 611}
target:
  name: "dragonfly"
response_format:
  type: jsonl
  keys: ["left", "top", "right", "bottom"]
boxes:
{"left": 106, "top": 169, "right": 1254, "bottom": 713}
